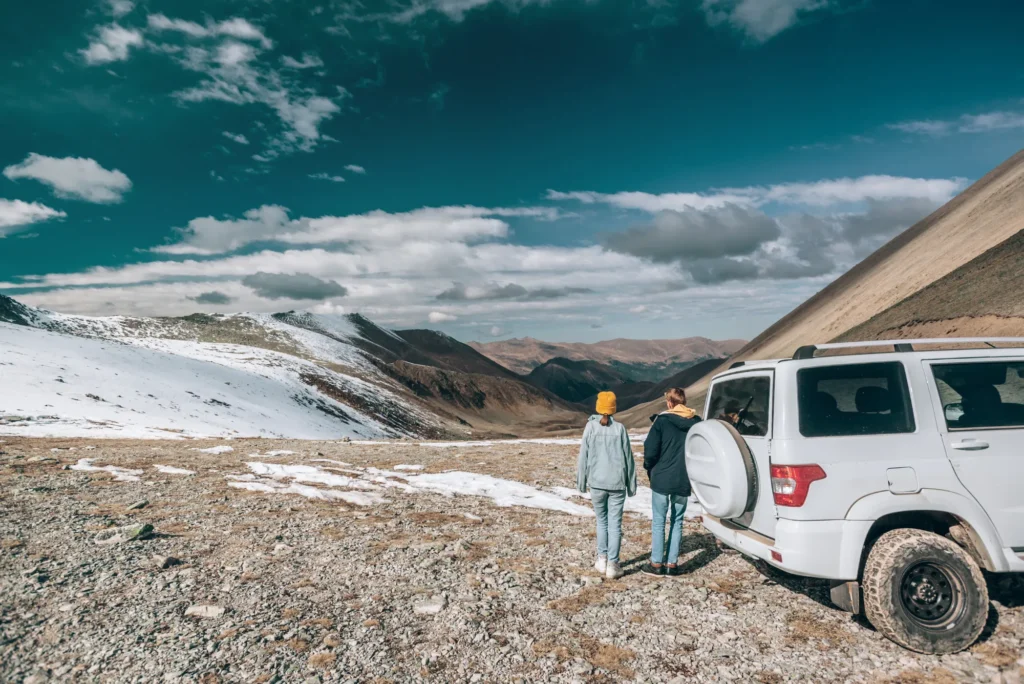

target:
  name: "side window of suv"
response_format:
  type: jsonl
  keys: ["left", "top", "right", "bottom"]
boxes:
{"left": 932, "top": 361, "right": 1024, "bottom": 430}
{"left": 797, "top": 362, "right": 915, "bottom": 437}
{"left": 707, "top": 375, "right": 771, "bottom": 437}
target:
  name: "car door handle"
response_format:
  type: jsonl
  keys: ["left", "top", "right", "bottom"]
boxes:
{"left": 951, "top": 440, "right": 989, "bottom": 451}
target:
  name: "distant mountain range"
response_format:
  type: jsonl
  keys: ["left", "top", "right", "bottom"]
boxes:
{"left": 469, "top": 336, "right": 746, "bottom": 380}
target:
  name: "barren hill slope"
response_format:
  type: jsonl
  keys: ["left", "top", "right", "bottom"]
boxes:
{"left": 622, "top": 148, "right": 1024, "bottom": 427}
{"left": 470, "top": 336, "right": 745, "bottom": 380}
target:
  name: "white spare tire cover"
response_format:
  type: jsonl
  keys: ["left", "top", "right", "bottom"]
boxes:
{"left": 685, "top": 419, "right": 756, "bottom": 519}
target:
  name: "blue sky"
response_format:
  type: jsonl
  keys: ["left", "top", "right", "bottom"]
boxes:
{"left": 1, "top": 0, "right": 1023, "bottom": 342}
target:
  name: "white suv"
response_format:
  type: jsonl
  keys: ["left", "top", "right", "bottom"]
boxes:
{"left": 684, "top": 338, "right": 1024, "bottom": 654}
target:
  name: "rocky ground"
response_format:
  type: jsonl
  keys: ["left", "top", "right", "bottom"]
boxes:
{"left": 1, "top": 437, "right": 1022, "bottom": 683}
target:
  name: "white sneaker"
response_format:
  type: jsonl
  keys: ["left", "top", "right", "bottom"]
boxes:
{"left": 605, "top": 561, "right": 623, "bottom": 579}
{"left": 594, "top": 556, "right": 607, "bottom": 574}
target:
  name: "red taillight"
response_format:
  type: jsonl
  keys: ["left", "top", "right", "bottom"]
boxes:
{"left": 771, "top": 464, "right": 826, "bottom": 507}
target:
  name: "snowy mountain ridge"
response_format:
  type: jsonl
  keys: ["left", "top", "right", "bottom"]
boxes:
{"left": 0, "top": 296, "right": 479, "bottom": 440}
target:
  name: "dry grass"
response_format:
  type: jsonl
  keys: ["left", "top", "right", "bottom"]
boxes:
{"left": 290, "top": 578, "right": 316, "bottom": 589}
{"left": 546, "top": 581, "right": 626, "bottom": 615}
{"left": 877, "top": 668, "right": 958, "bottom": 684}
{"left": 971, "top": 641, "right": 1020, "bottom": 668}
{"left": 784, "top": 609, "right": 849, "bottom": 649}
{"left": 308, "top": 652, "right": 337, "bottom": 669}
{"left": 581, "top": 637, "right": 635, "bottom": 679}
{"left": 285, "top": 638, "right": 309, "bottom": 653}
{"left": 281, "top": 608, "right": 301, "bottom": 620}
{"left": 1, "top": 538, "right": 24, "bottom": 549}
{"left": 755, "top": 672, "right": 783, "bottom": 684}
{"left": 363, "top": 619, "right": 381, "bottom": 628}
{"left": 323, "top": 634, "right": 342, "bottom": 648}
{"left": 531, "top": 638, "right": 573, "bottom": 661}
{"left": 302, "top": 618, "right": 333, "bottom": 629}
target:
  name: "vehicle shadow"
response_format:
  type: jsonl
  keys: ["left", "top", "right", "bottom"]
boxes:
{"left": 620, "top": 531, "right": 722, "bottom": 577}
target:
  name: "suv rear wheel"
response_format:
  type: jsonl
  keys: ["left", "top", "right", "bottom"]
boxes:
{"left": 862, "top": 528, "right": 988, "bottom": 654}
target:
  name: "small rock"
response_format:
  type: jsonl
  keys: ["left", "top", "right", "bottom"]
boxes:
{"left": 93, "top": 523, "right": 154, "bottom": 545}
{"left": 152, "top": 555, "right": 180, "bottom": 569}
{"left": 185, "top": 604, "right": 225, "bottom": 619}
{"left": 413, "top": 595, "right": 447, "bottom": 616}
{"left": 126, "top": 500, "right": 149, "bottom": 511}
{"left": 273, "top": 543, "right": 293, "bottom": 556}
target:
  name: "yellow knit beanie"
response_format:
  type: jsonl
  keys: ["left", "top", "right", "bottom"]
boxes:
{"left": 595, "top": 391, "right": 617, "bottom": 416}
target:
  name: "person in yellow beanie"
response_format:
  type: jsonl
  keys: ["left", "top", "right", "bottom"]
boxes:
{"left": 576, "top": 391, "right": 637, "bottom": 579}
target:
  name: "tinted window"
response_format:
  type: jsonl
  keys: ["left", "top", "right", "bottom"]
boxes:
{"left": 797, "top": 362, "right": 915, "bottom": 437}
{"left": 707, "top": 376, "right": 771, "bottom": 437}
{"left": 932, "top": 361, "right": 1024, "bottom": 430}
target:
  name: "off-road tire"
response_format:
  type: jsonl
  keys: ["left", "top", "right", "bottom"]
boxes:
{"left": 862, "top": 528, "right": 988, "bottom": 654}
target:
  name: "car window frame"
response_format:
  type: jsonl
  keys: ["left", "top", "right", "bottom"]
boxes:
{"left": 704, "top": 370, "right": 774, "bottom": 439}
{"left": 926, "top": 358, "right": 1024, "bottom": 433}
{"left": 795, "top": 360, "right": 917, "bottom": 439}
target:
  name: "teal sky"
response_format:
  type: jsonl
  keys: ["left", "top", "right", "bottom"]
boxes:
{"left": 1, "top": 0, "right": 1023, "bottom": 342}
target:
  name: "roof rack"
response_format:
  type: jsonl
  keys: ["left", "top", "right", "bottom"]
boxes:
{"left": 792, "top": 338, "right": 1024, "bottom": 360}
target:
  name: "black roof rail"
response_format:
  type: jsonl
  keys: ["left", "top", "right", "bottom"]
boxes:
{"left": 791, "top": 338, "right": 1024, "bottom": 360}
{"left": 793, "top": 345, "right": 816, "bottom": 360}
{"left": 728, "top": 361, "right": 745, "bottom": 369}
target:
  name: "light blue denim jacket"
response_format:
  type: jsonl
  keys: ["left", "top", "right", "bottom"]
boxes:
{"left": 576, "top": 415, "right": 637, "bottom": 496}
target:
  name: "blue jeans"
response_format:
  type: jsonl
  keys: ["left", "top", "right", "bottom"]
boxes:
{"left": 591, "top": 488, "right": 626, "bottom": 564}
{"left": 651, "top": 491, "right": 687, "bottom": 564}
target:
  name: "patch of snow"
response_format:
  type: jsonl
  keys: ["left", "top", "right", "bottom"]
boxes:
{"left": 69, "top": 458, "right": 143, "bottom": 482}
{"left": 311, "top": 458, "right": 352, "bottom": 467}
{"left": 265, "top": 450, "right": 295, "bottom": 456}
{"left": 393, "top": 464, "right": 424, "bottom": 471}
{"left": 154, "top": 464, "right": 196, "bottom": 475}
{"left": 194, "top": 445, "right": 234, "bottom": 454}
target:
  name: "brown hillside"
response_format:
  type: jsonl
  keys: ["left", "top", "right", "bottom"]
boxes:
{"left": 469, "top": 336, "right": 745, "bottom": 376}
{"left": 622, "top": 148, "right": 1024, "bottom": 428}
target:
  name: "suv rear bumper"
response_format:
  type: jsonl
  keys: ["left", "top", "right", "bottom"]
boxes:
{"left": 703, "top": 515, "right": 872, "bottom": 580}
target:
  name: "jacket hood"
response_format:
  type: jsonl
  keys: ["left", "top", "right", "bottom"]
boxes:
{"left": 656, "top": 412, "right": 700, "bottom": 429}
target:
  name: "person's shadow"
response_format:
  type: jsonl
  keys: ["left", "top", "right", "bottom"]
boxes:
{"left": 620, "top": 531, "right": 722, "bottom": 576}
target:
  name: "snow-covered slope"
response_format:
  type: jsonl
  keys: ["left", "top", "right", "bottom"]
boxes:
{"left": 0, "top": 323, "right": 407, "bottom": 439}
{"left": 0, "top": 297, "right": 455, "bottom": 439}
{"left": 0, "top": 295, "right": 582, "bottom": 440}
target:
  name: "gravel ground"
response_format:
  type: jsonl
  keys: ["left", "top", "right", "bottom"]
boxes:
{"left": 2, "top": 437, "right": 1022, "bottom": 683}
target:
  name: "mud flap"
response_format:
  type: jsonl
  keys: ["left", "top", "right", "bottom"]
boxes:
{"left": 830, "top": 580, "right": 861, "bottom": 614}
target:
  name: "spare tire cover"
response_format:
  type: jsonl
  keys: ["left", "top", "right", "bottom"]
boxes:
{"left": 685, "top": 419, "right": 755, "bottom": 519}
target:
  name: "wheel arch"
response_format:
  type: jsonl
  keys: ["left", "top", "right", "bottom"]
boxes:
{"left": 845, "top": 490, "right": 1006, "bottom": 573}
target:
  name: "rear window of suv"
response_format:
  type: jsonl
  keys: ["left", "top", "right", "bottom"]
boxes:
{"left": 797, "top": 361, "right": 915, "bottom": 437}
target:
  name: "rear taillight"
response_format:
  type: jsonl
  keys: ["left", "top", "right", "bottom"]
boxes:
{"left": 771, "top": 464, "right": 826, "bottom": 507}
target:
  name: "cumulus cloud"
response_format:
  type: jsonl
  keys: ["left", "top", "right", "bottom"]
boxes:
{"left": 0, "top": 199, "right": 66, "bottom": 237}
{"left": 241, "top": 272, "right": 348, "bottom": 300}
{"left": 488, "top": 325, "right": 506, "bottom": 337}
{"left": 605, "top": 205, "right": 780, "bottom": 262}
{"left": 603, "top": 195, "right": 944, "bottom": 285}
{"left": 108, "top": 0, "right": 135, "bottom": 18}
{"left": 3, "top": 154, "right": 132, "bottom": 203}
{"left": 188, "top": 290, "right": 234, "bottom": 305}
{"left": 428, "top": 311, "right": 457, "bottom": 323}
{"left": 700, "top": 0, "right": 833, "bottom": 42}
{"left": 222, "top": 131, "right": 249, "bottom": 145}
{"left": 152, "top": 204, "right": 553, "bottom": 255}
{"left": 888, "top": 110, "right": 1024, "bottom": 137}
{"left": 344, "top": 164, "right": 367, "bottom": 174}
{"left": 80, "top": 24, "right": 144, "bottom": 64}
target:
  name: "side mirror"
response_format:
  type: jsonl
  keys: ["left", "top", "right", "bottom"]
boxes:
{"left": 944, "top": 402, "right": 964, "bottom": 423}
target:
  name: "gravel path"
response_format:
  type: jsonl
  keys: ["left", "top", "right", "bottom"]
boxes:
{"left": 2, "top": 437, "right": 1022, "bottom": 683}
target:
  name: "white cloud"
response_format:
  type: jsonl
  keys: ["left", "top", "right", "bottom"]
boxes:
{"left": 80, "top": 24, "right": 144, "bottom": 64}
{"left": 700, "top": 0, "right": 831, "bottom": 42}
{"left": 222, "top": 131, "right": 250, "bottom": 145}
{"left": 428, "top": 311, "right": 457, "bottom": 323}
{"left": 488, "top": 325, "right": 506, "bottom": 337}
{"left": 146, "top": 14, "right": 272, "bottom": 48}
{"left": 0, "top": 200, "right": 66, "bottom": 237}
{"left": 281, "top": 53, "right": 324, "bottom": 69}
{"left": 173, "top": 43, "right": 341, "bottom": 157}
{"left": 344, "top": 164, "right": 367, "bottom": 174}
{"left": 309, "top": 173, "right": 345, "bottom": 183}
{"left": 888, "top": 110, "right": 1024, "bottom": 137}
{"left": 549, "top": 175, "right": 965, "bottom": 213}
{"left": 629, "top": 305, "right": 647, "bottom": 314}
{"left": 3, "top": 153, "right": 132, "bottom": 203}
{"left": 151, "top": 205, "right": 552, "bottom": 255}
{"left": 108, "top": 0, "right": 135, "bottom": 18}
